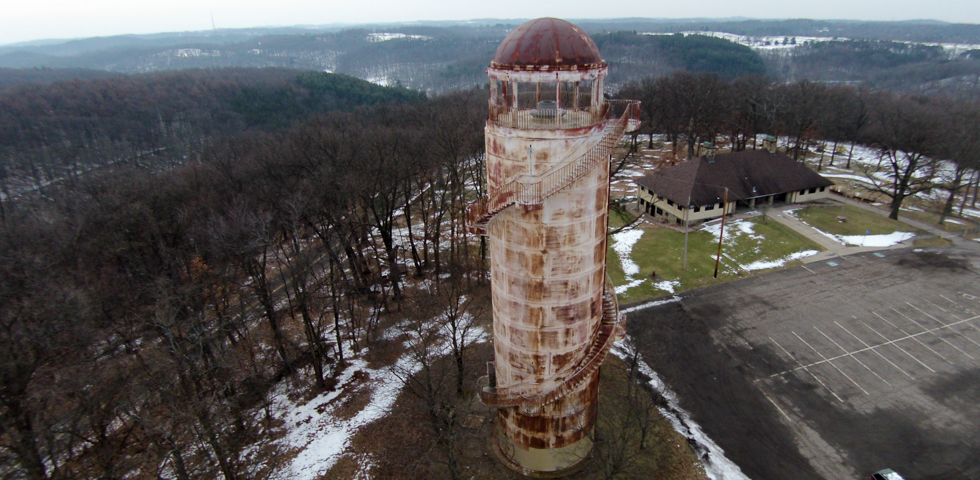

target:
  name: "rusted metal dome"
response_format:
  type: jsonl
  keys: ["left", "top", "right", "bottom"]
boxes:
{"left": 491, "top": 18, "right": 604, "bottom": 70}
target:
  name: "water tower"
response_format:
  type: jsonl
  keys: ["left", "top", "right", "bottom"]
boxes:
{"left": 467, "top": 18, "right": 640, "bottom": 476}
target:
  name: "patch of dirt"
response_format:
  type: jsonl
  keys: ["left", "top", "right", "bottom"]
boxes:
{"left": 329, "top": 369, "right": 376, "bottom": 422}
{"left": 338, "top": 340, "right": 708, "bottom": 480}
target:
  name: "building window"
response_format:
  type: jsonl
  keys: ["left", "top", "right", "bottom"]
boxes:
{"left": 705, "top": 204, "right": 715, "bottom": 211}
{"left": 820, "top": 186, "right": 826, "bottom": 192}
{"left": 655, "top": 207, "right": 663, "bottom": 215}
{"left": 694, "top": 206, "right": 701, "bottom": 212}
{"left": 808, "top": 188, "right": 817, "bottom": 194}
{"left": 667, "top": 199, "right": 674, "bottom": 206}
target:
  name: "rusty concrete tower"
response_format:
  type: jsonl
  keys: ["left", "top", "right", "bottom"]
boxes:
{"left": 467, "top": 18, "right": 640, "bottom": 476}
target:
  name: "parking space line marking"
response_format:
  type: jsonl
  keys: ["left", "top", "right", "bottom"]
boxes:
{"left": 939, "top": 294, "right": 960, "bottom": 306}
{"left": 801, "top": 265, "right": 815, "bottom": 274}
{"left": 892, "top": 305, "right": 975, "bottom": 365}
{"left": 836, "top": 320, "right": 913, "bottom": 380}
{"left": 815, "top": 326, "right": 891, "bottom": 387}
{"left": 770, "top": 336, "right": 845, "bottom": 402}
{"left": 794, "top": 331, "right": 869, "bottom": 395}
{"left": 760, "top": 389, "right": 793, "bottom": 423}
{"left": 770, "top": 314, "right": 980, "bottom": 378}
{"left": 873, "top": 311, "right": 953, "bottom": 365}
{"left": 904, "top": 303, "right": 980, "bottom": 353}
{"left": 862, "top": 319, "right": 937, "bottom": 373}
{"left": 938, "top": 312, "right": 980, "bottom": 342}
{"left": 923, "top": 299, "right": 948, "bottom": 313}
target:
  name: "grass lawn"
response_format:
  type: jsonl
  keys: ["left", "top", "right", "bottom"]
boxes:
{"left": 899, "top": 209, "right": 979, "bottom": 232}
{"left": 792, "top": 204, "right": 916, "bottom": 236}
{"left": 609, "top": 205, "right": 639, "bottom": 230}
{"left": 913, "top": 237, "right": 954, "bottom": 248}
{"left": 608, "top": 216, "right": 824, "bottom": 304}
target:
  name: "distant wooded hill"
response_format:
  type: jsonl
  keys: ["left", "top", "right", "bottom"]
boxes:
{"left": 1, "top": 19, "right": 979, "bottom": 95}
{"left": 0, "top": 68, "right": 424, "bottom": 201}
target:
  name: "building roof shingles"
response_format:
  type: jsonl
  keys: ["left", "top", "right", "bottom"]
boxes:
{"left": 636, "top": 150, "right": 834, "bottom": 207}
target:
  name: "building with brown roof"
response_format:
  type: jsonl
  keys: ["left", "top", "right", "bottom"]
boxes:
{"left": 635, "top": 146, "right": 834, "bottom": 225}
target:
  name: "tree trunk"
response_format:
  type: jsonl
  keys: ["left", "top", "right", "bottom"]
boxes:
{"left": 972, "top": 171, "right": 980, "bottom": 207}
{"left": 403, "top": 193, "right": 423, "bottom": 276}
{"left": 889, "top": 192, "right": 905, "bottom": 220}
{"left": 939, "top": 169, "right": 966, "bottom": 225}
{"left": 165, "top": 435, "right": 191, "bottom": 480}
{"left": 960, "top": 171, "right": 977, "bottom": 215}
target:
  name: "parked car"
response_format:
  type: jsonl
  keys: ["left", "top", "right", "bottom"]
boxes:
{"left": 871, "top": 469, "right": 905, "bottom": 480}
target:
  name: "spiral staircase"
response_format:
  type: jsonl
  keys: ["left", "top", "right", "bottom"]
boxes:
{"left": 471, "top": 100, "right": 639, "bottom": 413}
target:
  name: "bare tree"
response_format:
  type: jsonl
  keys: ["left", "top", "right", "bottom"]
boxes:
{"left": 589, "top": 334, "right": 659, "bottom": 479}
{"left": 938, "top": 100, "right": 980, "bottom": 225}
{"left": 864, "top": 93, "right": 943, "bottom": 220}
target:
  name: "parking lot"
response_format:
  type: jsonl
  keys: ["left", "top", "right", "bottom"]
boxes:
{"left": 627, "top": 247, "right": 980, "bottom": 480}
{"left": 758, "top": 288, "right": 980, "bottom": 408}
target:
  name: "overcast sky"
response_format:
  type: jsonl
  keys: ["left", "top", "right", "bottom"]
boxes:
{"left": 2, "top": 0, "right": 978, "bottom": 46}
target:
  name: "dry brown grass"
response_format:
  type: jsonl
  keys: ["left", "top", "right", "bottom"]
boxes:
{"left": 323, "top": 342, "right": 709, "bottom": 480}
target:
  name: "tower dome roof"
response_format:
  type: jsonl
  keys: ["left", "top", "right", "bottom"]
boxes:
{"left": 491, "top": 18, "right": 604, "bottom": 70}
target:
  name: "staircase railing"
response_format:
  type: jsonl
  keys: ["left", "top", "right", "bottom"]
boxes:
{"left": 466, "top": 100, "right": 640, "bottom": 235}
{"left": 479, "top": 275, "right": 625, "bottom": 414}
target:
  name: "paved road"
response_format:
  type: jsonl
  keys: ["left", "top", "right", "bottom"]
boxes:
{"left": 626, "top": 247, "right": 980, "bottom": 480}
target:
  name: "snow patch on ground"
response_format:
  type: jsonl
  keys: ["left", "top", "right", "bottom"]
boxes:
{"left": 818, "top": 230, "right": 915, "bottom": 247}
{"left": 821, "top": 173, "right": 876, "bottom": 186}
{"left": 652, "top": 280, "right": 681, "bottom": 293}
{"left": 366, "top": 33, "right": 431, "bottom": 42}
{"left": 622, "top": 295, "right": 682, "bottom": 314}
{"left": 271, "top": 324, "right": 488, "bottom": 479}
{"left": 366, "top": 76, "right": 392, "bottom": 86}
{"left": 611, "top": 341, "right": 750, "bottom": 480}
{"left": 702, "top": 219, "right": 763, "bottom": 242}
{"left": 270, "top": 357, "right": 372, "bottom": 479}
{"left": 742, "top": 250, "right": 819, "bottom": 271}
{"left": 961, "top": 208, "right": 980, "bottom": 219}
{"left": 612, "top": 229, "right": 646, "bottom": 294}
{"left": 643, "top": 31, "right": 835, "bottom": 53}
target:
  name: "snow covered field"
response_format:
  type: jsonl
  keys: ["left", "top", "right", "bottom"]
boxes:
{"left": 643, "top": 31, "right": 980, "bottom": 57}
{"left": 643, "top": 31, "right": 835, "bottom": 52}
{"left": 269, "top": 314, "right": 487, "bottom": 479}
{"left": 612, "top": 229, "right": 646, "bottom": 294}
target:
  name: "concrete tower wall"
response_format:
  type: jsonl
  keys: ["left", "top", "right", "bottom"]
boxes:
{"left": 485, "top": 121, "right": 610, "bottom": 471}
{"left": 469, "top": 17, "right": 638, "bottom": 477}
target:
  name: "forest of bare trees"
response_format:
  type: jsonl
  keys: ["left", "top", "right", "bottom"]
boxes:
{"left": 620, "top": 72, "right": 980, "bottom": 220}
{"left": 2, "top": 51, "right": 980, "bottom": 478}
{"left": 0, "top": 77, "right": 486, "bottom": 478}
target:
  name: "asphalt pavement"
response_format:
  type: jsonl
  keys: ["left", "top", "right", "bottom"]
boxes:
{"left": 626, "top": 247, "right": 980, "bottom": 480}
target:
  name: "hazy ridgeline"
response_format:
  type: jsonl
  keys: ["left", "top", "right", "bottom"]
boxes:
{"left": 1, "top": 17, "right": 980, "bottom": 480}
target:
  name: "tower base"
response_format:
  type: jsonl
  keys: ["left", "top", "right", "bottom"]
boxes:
{"left": 491, "top": 418, "right": 593, "bottom": 478}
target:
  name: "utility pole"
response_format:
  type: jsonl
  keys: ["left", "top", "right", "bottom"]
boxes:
{"left": 713, "top": 187, "right": 728, "bottom": 279}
